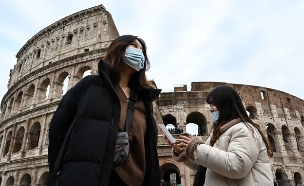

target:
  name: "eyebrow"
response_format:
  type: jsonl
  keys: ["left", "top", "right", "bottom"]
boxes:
{"left": 131, "top": 41, "right": 143, "bottom": 50}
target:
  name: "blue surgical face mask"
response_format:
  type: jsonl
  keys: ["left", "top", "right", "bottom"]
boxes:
{"left": 124, "top": 47, "right": 145, "bottom": 71}
{"left": 211, "top": 111, "right": 219, "bottom": 123}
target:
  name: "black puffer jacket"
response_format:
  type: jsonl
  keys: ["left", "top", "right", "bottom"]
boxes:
{"left": 48, "top": 61, "right": 161, "bottom": 186}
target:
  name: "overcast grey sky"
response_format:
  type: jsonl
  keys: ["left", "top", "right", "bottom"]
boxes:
{"left": 1, "top": 0, "right": 304, "bottom": 103}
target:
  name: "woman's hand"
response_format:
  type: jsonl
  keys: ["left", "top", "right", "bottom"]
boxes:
{"left": 165, "top": 134, "right": 193, "bottom": 153}
{"left": 176, "top": 135, "right": 192, "bottom": 152}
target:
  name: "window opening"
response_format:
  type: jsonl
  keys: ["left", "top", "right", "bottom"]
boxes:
{"left": 66, "top": 34, "right": 73, "bottom": 44}
{"left": 37, "top": 49, "right": 41, "bottom": 59}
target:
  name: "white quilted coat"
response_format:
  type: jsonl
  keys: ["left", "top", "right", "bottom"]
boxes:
{"left": 185, "top": 122, "right": 273, "bottom": 186}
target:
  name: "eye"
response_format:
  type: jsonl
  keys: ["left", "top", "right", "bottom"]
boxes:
{"left": 129, "top": 42, "right": 137, "bottom": 48}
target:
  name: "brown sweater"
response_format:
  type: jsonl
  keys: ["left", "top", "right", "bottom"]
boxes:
{"left": 113, "top": 85, "right": 147, "bottom": 186}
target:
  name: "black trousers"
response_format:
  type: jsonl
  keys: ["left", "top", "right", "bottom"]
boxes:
{"left": 108, "top": 170, "right": 127, "bottom": 186}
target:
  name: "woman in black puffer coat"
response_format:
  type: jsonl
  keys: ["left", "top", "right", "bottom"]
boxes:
{"left": 48, "top": 35, "right": 161, "bottom": 186}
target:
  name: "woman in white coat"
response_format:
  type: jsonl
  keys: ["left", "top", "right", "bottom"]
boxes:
{"left": 170, "top": 85, "right": 274, "bottom": 186}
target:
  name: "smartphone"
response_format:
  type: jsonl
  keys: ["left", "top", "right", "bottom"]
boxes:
{"left": 180, "top": 132, "right": 190, "bottom": 137}
{"left": 158, "top": 124, "right": 176, "bottom": 144}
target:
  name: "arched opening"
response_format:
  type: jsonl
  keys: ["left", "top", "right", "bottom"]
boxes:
{"left": 0, "top": 177, "right": 2, "bottom": 185}
{"left": 266, "top": 123, "right": 277, "bottom": 152}
{"left": 3, "top": 131, "right": 12, "bottom": 156}
{"left": 301, "top": 116, "right": 304, "bottom": 127}
{"left": 275, "top": 169, "right": 289, "bottom": 186}
{"left": 20, "top": 173, "right": 31, "bottom": 186}
{"left": 54, "top": 72, "right": 69, "bottom": 98}
{"left": 83, "top": 69, "right": 91, "bottom": 78}
{"left": 160, "top": 163, "right": 181, "bottom": 185}
{"left": 186, "top": 112, "right": 207, "bottom": 136}
{"left": 37, "top": 78, "right": 51, "bottom": 101}
{"left": 162, "top": 114, "right": 181, "bottom": 134}
{"left": 282, "top": 125, "right": 293, "bottom": 151}
{"left": 6, "top": 97, "right": 14, "bottom": 116}
{"left": 62, "top": 76, "right": 69, "bottom": 95}
{"left": 2, "top": 101, "right": 7, "bottom": 116}
{"left": 75, "top": 66, "right": 91, "bottom": 83}
{"left": 294, "top": 172, "right": 303, "bottom": 186}
{"left": 246, "top": 106, "right": 257, "bottom": 119}
{"left": 186, "top": 123, "right": 198, "bottom": 136}
{"left": 294, "top": 127, "right": 304, "bottom": 152}
{"left": 268, "top": 135, "right": 276, "bottom": 152}
{"left": 13, "top": 126, "right": 25, "bottom": 153}
{"left": 25, "top": 84, "right": 35, "bottom": 107}
{"left": 6, "top": 176, "right": 14, "bottom": 186}
{"left": 15, "top": 91, "right": 23, "bottom": 111}
{"left": 163, "top": 114, "right": 177, "bottom": 128}
{"left": 38, "top": 172, "right": 50, "bottom": 186}
{"left": 27, "top": 122, "right": 41, "bottom": 150}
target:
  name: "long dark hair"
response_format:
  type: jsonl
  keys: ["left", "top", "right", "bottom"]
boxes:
{"left": 102, "top": 35, "right": 151, "bottom": 90}
{"left": 206, "top": 85, "right": 273, "bottom": 157}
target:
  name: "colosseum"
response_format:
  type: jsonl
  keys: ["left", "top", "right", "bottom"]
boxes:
{"left": 0, "top": 4, "right": 303, "bottom": 186}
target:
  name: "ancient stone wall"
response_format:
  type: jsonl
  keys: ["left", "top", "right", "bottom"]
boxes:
{"left": 157, "top": 82, "right": 304, "bottom": 186}
{"left": 0, "top": 5, "right": 119, "bottom": 186}
{"left": 1, "top": 4, "right": 304, "bottom": 186}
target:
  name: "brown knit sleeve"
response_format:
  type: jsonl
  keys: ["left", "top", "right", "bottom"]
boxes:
{"left": 172, "top": 149, "right": 188, "bottom": 162}
{"left": 186, "top": 137, "right": 205, "bottom": 161}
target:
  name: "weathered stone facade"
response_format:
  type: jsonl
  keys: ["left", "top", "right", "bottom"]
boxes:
{"left": 0, "top": 5, "right": 119, "bottom": 186}
{"left": 0, "top": 4, "right": 304, "bottom": 186}
{"left": 157, "top": 82, "right": 304, "bottom": 186}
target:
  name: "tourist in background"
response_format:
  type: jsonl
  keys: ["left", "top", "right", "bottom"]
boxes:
{"left": 48, "top": 35, "right": 161, "bottom": 186}
{"left": 168, "top": 85, "right": 274, "bottom": 186}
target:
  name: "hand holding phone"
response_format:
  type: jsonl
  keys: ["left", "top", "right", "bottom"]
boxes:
{"left": 158, "top": 124, "right": 176, "bottom": 144}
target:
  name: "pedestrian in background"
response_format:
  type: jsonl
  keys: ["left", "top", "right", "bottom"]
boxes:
{"left": 169, "top": 85, "right": 273, "bottom": 186}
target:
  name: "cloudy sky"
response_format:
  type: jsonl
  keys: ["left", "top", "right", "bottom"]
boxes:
{"left": 1, "top": 0, "right": 304, "bottom": 103}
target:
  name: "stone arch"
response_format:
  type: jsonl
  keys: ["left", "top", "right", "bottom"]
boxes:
{"left": 275, "top": 169, "right": 288, "bottom": 186}
{"left": 15, "top": 91, "right": 23, "bottom": 112}
{"left": 37, "top": 78, "right": 51, "bottom": 102}
{"left": 246, "top": 105, "right": 257, "bottom": 119}
{"left": 186, "top": 112, "right": 207, "bottom": 136}
{"left": 6, "top": 176, "right": 14, "bottom": 186}
{"left": 294, "top": 127, "right": 304, "bottom": 152}
{"left": 282, "top": 125, "right": 293, "bottom": 151}
{"left": 160, "top": 163, "right": 181, "bottom": 185}
{"left": 25, "top": 84, "right": 35, "bottom": 107}
{"left": 6, "top": 97, "right": 14, "bottom": 116}
{"left": 54, "top": 71, "right": 69, "bottom": 97}
{"left": 266, "top": 123, "right": 277, "bottom": 152}
{"left": 294, "top": 172, "right": 303, "bottom": 186}
{"left": 2, "top": 101, "right": 7, "bottom": 116}
{"left": 162, "top": 114, "right": 177, "bottom": 128}
{"left": 3, "top": 131, "right": 12, "bottom": 156}
{"left": 75, "top": 65, "right": 92, "bottom": 82}
{"left": 38, "top": 171, "right": 50, "bottom": 186}
{"left": 12, "top": 126, "right": 25, "bottom": 153}
{"left": 27, "top": 122, "right": 41, "bottom": 150}
{"left": 20, "top": 173, "right": 31, "bottom": 186}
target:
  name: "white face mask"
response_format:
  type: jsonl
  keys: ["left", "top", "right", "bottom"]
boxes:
{"left": 211, "top": 111, "right": 219, "bottom": 123}
{"left": 124, "top": 47, "right": 145, "bottom": 71}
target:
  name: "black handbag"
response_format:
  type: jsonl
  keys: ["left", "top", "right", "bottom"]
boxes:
{"left": 113, "top": 90, "right": 137, "bottom": 163}
{"left": 193, "top": 165, "right": 207, "bottom": 186}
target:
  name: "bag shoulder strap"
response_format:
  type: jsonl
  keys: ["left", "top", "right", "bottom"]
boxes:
{"left": 125, "top": 90, "right": 137, "bottom": 135}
